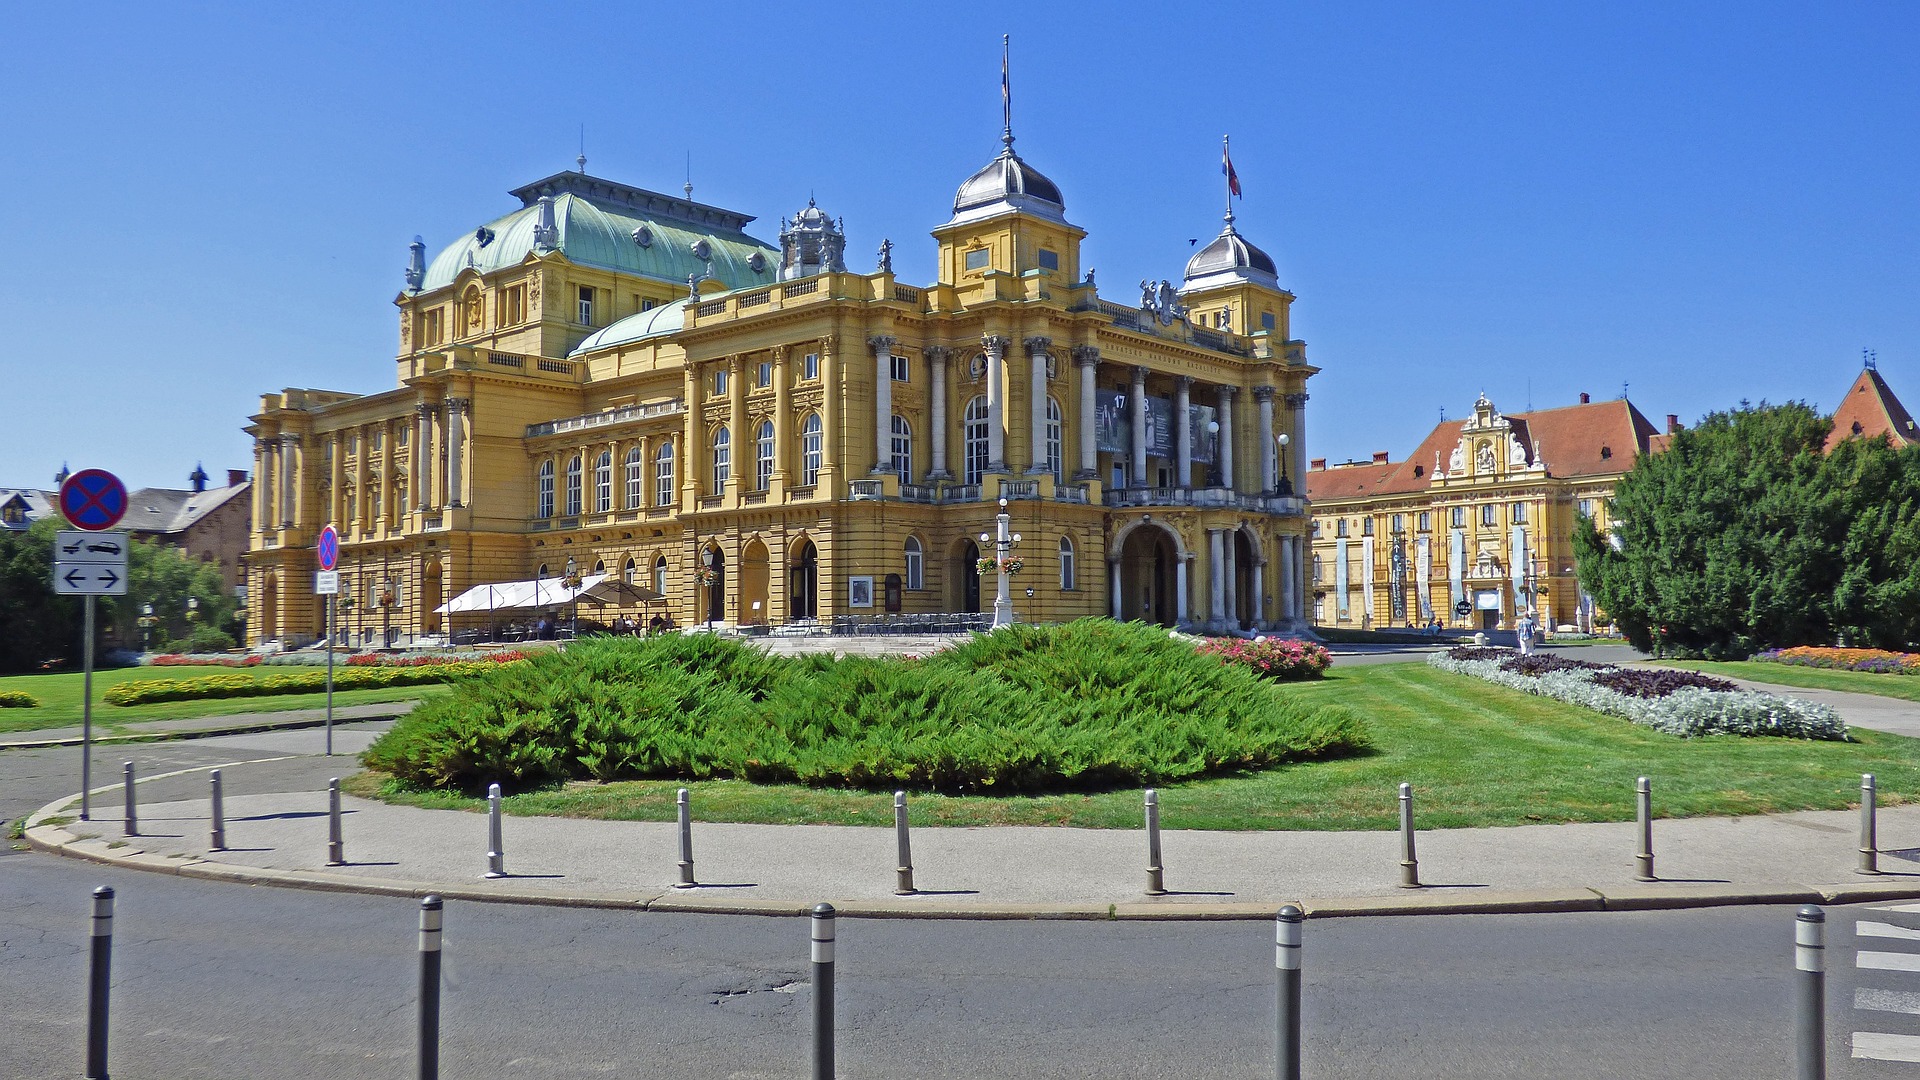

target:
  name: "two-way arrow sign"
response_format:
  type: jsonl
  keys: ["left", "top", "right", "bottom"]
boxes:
{"left": 55, "top": 563, "right": 127, "bottom": 595}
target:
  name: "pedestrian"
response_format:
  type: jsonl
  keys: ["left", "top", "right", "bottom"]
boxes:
{"left": 1515, "top": 610, "right": 1535, "bottom": 656}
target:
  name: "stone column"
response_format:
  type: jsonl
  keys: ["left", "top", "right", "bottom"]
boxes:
{"left": 927, "top": 347, "right": 952, "bottom": 479}
{"left": 819, "top": 337, "right": 840, "bottom": 492}
{"left": 1109, "top": 558, "right": 1123, "bottom": 620}
{"left": 328, "top": 434, "right": 344, "bottom": 527}
{"left": 1130, "top": 366, "right": 1149, "bottom": 487}
{"left": 1224, "top": 529, "right": 1239, "bottom": 628}
{"left": 1025, "top": 336, "right": 1051, "bottom": 475}
{"left": 1286, "top": 392, "right": 1309, "bottom": 488}
{"left": 771, "top": 347, "right": 791, "bottom": 484}
{"left": 1174, "top": 376, "right": 1193, "bottom": 488}
{"left": 982, "top": 335, "right": 1009, "bottom": 472}
{"left": 728, "top": 355, "right": 748, "bottom": 492}
{"left": 412, "top": 405, "right": 431, "bottom": 516}
{"left": 682, "top": 363, "right": 702, "bottom": 506}
{"left": 444, "top": 399, "right": 467, "bottom": 508}
{"left": 253, "top": 438, "right": 271, "bottom": 535}
{"left": 1251, "top": 554, "right": 1266, "bottom": 630}
{"left": 1208, "top": 529, "right": 1226, "bottom": 628}
{"left": 1072, "top": 346, "right": 1098, "bottom": 479}
{"left": 1255, "top": 386, "right": 1277, "bottom": 494}
{"left": 869, "top": 336, "right": 896, "bottom": 474}
{"left": 1280, "top": 536, "right": 1297, "bottom": 627}
{"left": 1175, "top": 553, "right": 1190, "bottom": 626}
{"left": 278, "top": 433, "right": 298, "bottom": 527}
{"left": 1215, "top": 386, "right": 1236, "bottom": 491}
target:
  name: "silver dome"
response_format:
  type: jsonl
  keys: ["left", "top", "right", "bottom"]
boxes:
{"left": 1182, "top": 218, "right": 1279, "bottom": 289}
{"left": 949, "top": 137, "right": 1066, "bottom": 225}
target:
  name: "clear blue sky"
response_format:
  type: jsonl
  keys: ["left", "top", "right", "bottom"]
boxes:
{"left": 3, "top": 1, "right": 1915, "bottom": 491}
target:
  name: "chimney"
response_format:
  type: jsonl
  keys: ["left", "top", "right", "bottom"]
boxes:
{"left": 1579, "top": 392, "right": 1590, "bottom": 404}
{"left": 227, "top": 469, "right": 248, "bottom": 488}
{"left": 1309, "top": 458, "right": 1327, "bottom": 472}
{"left": 1371, "top": 451, "right": 1390, "bottom": 464}
{"left": 1667, "top": 414, "right": 1681, "bottom": 434}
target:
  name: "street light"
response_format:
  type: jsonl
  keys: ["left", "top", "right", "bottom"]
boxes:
{"left": 984, "top": 497, "right": 1023, "bottom": 629}
{"left": 564, "top": 555, "right": 580, "bottom": 640}
{"left": 138, "top": 603, "right": 156, "bottom": 654}
{"left": 1206, "top": 420, "right": 1222, "bottom": 487}
{"left": 1274, "top": 432, "right": 1293, "bottom": 497}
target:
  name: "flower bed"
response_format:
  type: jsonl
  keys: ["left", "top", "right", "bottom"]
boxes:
{"left": 1428, "top": 647, "right": 1845, "bottom": 740}
{"left": 0, "top": 691, "right": 40, "bottom": 708}
{"left": 104, "top": 659, "right": 520, "bottom": 706}
{"left": 1754, "top": 646, "right": 1920, "bottom": 675}
{"left": 146, "top": 649, "right": 547, "bottom": 668}
{"left": 1196, "top": 637, "right": 1331, "bottom": 681}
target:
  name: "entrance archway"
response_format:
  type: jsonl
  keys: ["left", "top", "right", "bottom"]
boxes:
{"left": 789, "top": 538, "right": 818, "bottom": 620}
{"left": 1233, "top": 530, "right": 1258, "bottom": 631}
{"left": 704, "top": 546, "right": 726, "bottom": 625}
{"left": 1118, "top": 524, "right": 1178, "bottom": 626}
{"left": 422, "top": 561, "right": 443, "bottom": 635}
{"left": 949, "top": 539, "right": 981, "bottom": 613}
{"left": 739, "top": 539, "right": 770, "bottom": 625}
{"left": 261, "top": 573, "right": 280, "bottom": 642}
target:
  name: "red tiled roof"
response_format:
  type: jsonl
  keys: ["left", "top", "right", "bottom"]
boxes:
{"left": 1304, "top": 460, "right": 1399, "bottom": 501}
{"left": 1826, "top": 367, "right": 1917, "bottom": 451}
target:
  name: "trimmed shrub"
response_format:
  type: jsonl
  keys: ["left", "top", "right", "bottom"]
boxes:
{"left": 103, "top": 660, "right": 514, "bottom": 705}
{"left": 1196, "top": 637, "right": 1331, "bottom": 681}
{"left": 364, "top": 619, "right": 1368, "bottom": 794}
{"left": 1429, "top": 650, "right": 1845, "bottom": 740}
{"left": 0, "top": 691, "right": 40, "bottom": 708}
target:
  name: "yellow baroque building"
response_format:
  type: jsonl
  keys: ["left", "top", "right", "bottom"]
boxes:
{"left": 1306, "top": 392, "right": 1668, "bottom": 633}
{"left": 243, "top": 122, "right": 1317, "bottom": 647}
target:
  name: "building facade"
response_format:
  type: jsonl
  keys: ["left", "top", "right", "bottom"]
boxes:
{"left": 1307, "top": 393, "right": 1660, "bottom": 633}
{"left": 243, "top": 122, "right": 1317, "bottom": 647}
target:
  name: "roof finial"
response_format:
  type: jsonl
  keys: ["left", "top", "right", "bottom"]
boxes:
{"left": 577, "top": 125, "right": 587, "bottom": 173}
{"left": 1864, "top": 347, "right": 1878, "bottom": 371}
{"left": 1001, "top": 34, "right": 1014, "bottom": 151}
{"left": 684, "top": 151, "right": 693, "bottom": 200}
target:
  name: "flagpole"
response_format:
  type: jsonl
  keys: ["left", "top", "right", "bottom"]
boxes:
{"left": 1223, "top": 134, "right": 1233, "bottom": 221}
{"left": 1002, "top": 34, "right": 1013, "bottom": 148}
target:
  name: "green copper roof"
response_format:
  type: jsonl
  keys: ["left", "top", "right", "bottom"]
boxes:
{"left": 569, "top": 298, "right": 689, "bottom": 356}
{"left": 421, "top": 174, "right": 778, "bottom": 293}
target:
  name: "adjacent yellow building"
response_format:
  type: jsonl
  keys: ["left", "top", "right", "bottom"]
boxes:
{"left": 1306, "top": 392, "right": 1664, "bottom": 633}
{"left": 243, "top": 118, "right": 1317, "bottom": 647}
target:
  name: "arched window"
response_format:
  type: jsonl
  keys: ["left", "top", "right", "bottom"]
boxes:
{"left": 891, "top": 415, "right": 912, "bottom": 484}
{"left": 755, "top": 420, "right": 776, "bottom": 491}
{"left": 624, "top": 447, "right": 644, "bottom": 508}
{"left": 1059, "top": 535, "right": 1076, "bottom": 590}
{"left": 1045, "top": 397, "right": 1063, "bottom": 483}
{"left": 344, "top": 485, "right": 358, "bottom": 526}
{"left": 963, "top": 396, "right": 990, "bottom": 484}
{"left": 535, "top": 462, "right": 553, "bottom": 519}
{"left": 624, "top": 557, "right": 638, "bottom": 585}
{"left": 653, "top": 555, "right": 669, "bottom": 597}
{"left": 595, "top": 451, "right": 613, "bottom": 513}
{"left": 593, "top": 559, "right": 605, "bottom": 574}
{"left": 655, "top": 440, "right": 675, "bottom": 506}
{"left": 800, "top": 413, "right": 823, "bottom": 487}
{"left": 565, "top": 455, "right": 583, "bottom": 515}
{"left": 904, "top": 536, "right": 924, "bottom": 590}
{"left": 711, "top": 426, "right": 731, "bottom": 487}
{"left": 395, "top": 478, "right": 408, "bottom": 518}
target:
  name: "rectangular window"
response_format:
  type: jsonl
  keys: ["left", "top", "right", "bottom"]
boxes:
{"left": 1111, "top": 460, "right": 1126, "bottom": 491}
{"left": 803, "top": 352, "right": 820, "bottom": 380}
{"left": 1391, "top": 514, "right": 1403, "bottom": 533}
{"left": 1481, "top": 504, "right": 1498, "bottom": 527}
{"left": 502, "top": 285, "right": 526, "bottom": 325}
{"left": 625, "top": 452, "right": 643, "bottom": 509}
{"left": 421, "top": 309, "right": 444, "bottom": 346}
{"left": 596, "top": 459, "right": 612, "bottom": 513}
{"left": 1336, "top": 520, "right": 1348, "bottom": 538}
{"left": 1418, "top": 511, "right": 1430, "bottom": 531}
{"left": 757, "top": 361, "right": 773, "bottom": 388}
{"left": 713, "top": 369, "right": 729, "bottom": 396}
{"left": 1362, "top": 518, "right": 1374, "bottom": 536}
{"left": 641, "top": 297, "right": 656, "bottom": 312}
{"left": 1451, "top": 506, "right": 1466, "bottom": 528}
{"left": 1157, "top": 465, "right": 1173, "bottom": 488}
{"left": 1511, "top": 502, "right": 1527, "bottom": 524}
{"left": 905, "top": 545, "right": 924, "bottom": 591}
{"left": 964, "top": 248, "right": 990, "bottom": 271}
{"left": 1037, "top": 248, "right": 1059, "bottom": 271}
{"left": 577, "top": 286, "right": 594, "bottom": 325}
{"left": 398, "top": 427, "right": 409, "bottom": 448}
{"left": 1261, "top": 312, "right": 1277, "bottom": 332}
{"left": 655, "top": 445, "right": 675, "bottom": 507}
{"left": 1578, "top": 498, "right": 1594, "bottom": 518}
{"left": 802, "top": 424, "right": 822, "bottom": 487}
{"left": 890, "top": 355, "right": 910, "bottom": 382}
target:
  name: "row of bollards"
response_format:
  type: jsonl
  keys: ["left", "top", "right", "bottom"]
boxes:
{"left": 73, "top": 885, "right": 1837, "bottom": 1080}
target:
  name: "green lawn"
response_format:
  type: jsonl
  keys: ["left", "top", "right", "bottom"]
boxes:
{"left": 1662, "top": 660, "right": 1920, "bottom": 705}
{"left": 350, "top": 662, "right": 1919, "bottom": 831}
{"left": 0, "top": 666, "right": 443, "bottom": 735}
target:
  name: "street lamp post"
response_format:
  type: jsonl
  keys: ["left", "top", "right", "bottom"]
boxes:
{"left": 1274, "top": 432, "right": 1293, "bottom": 497}
{"left": 1206, "top": 420, "right": 1223, "bottom": 488}
{"left": 564, "top": 555, "right": 580, "bottom": 640}
{"left": 981, "top": 498, "right": 1022, "bottom": 629}
{"left": 138, "top": 604, "right": 156, "bottom": 654}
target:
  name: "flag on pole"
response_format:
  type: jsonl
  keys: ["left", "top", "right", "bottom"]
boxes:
{"left": 1222, "top": 136, "right": 1242, "bottom": 199}
{"left": 1001, "top": 35, "right": 1011, "bottom": 136}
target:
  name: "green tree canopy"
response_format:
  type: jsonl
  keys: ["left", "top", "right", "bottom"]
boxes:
{"left": 1575, "top": 402, "right": 1920, "bottom": 658}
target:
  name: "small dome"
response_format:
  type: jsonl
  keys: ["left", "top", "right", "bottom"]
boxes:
{"left": 949, "top": 139, "right": 1066, "bottom": 225}
{"left": 1182, "top": 220, "right": 1279, "bottom": 290}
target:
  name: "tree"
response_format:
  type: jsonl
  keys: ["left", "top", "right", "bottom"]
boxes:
{"left": 1576, "top": 402, "right": 1920, "bottom": 657}
{"left": 102, "top": 538, "right": 236, "bottom": 653}
{"left": 0, "top": 520, "right": 85, "bottom": 672}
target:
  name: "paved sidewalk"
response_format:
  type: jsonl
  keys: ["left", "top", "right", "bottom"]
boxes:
{"left": 0, "top": 700, "right": 419, "bottom": 750}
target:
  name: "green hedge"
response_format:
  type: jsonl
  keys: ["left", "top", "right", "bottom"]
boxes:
{"left": 364, "top": 619, "right": 1368, "bottom": 795}
{"left": 0, "top": 691, "right": 40, "bottom": 708}
{"left": 102, "top": 662, "right": 509, "bottom": 706}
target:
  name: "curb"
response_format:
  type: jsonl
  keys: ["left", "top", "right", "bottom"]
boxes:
{"left": 27, "top": 785, "right": 1920, "bottom": 920}
{"left": 0, "top": 707, "right": 413, "bottom": 751}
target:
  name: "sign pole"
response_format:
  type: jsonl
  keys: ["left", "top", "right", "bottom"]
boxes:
{"left": 326, "top": 594, "right": 335, "bottom": 756}
{"left": 314, "top": 525, "right": 340, "bottom": 756}
{"left": 81, "top": 595, "right": 94, "bottom": 820}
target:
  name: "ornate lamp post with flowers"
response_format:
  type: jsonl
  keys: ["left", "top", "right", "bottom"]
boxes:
{"left": 978, "top": 497, "right": 1024, "bottom": 629}
{"left": 561, "top": 555, "right": 583, "bottom": 640}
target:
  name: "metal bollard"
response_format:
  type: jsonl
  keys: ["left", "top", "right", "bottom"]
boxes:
{"left": 811, "top": 902, "right": 835, "bottom": 1080}
{"left": 484, "top": 782, "right": 506, "bottom": 879}
{"left": 893, "top": 791, "right": 915, "bottom": 895}
{"left": 123, "top": 761, "right": 137, "bottom": 837}
{"left": 1398, "top": 783, "right": 1420, "bottom": 888}
{"left": 85, "top": 886, "right": 114, "bottom": 1080}
{"left": 1635, "top": 776, "right": 1655, "bottom": 881}
{"left": 209, "top": 769, "right": 226, "bottom": 851}
{"left": 1144, "top": 789, "right": 1166, "bottom": 895}
{"left": 674, "top": 788, "right": 696, "bottom": 888}
{"left": 326, "top": 777, "right": 345, "bottom": 866}
{"left": 418, "top": 895, "right": 443, "bottom": 1080}
{"left": 1796, "top": 905, "right": 1826, "bottom": 1080}
{"left": 1275, "top": 905, "right": 1303, "bottom": 1080}
{"left": 1859, "top": 774, "right": 1879, "bottom": 876}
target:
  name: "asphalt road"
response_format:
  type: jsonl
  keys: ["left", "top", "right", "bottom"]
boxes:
{"left": 5, "top": 850, "right": 1914, "bottom": 1079}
